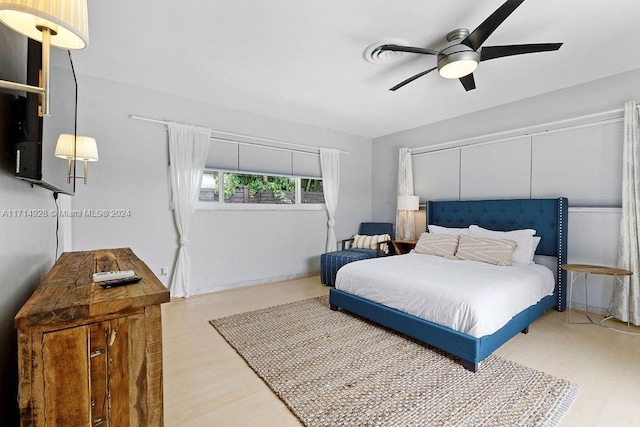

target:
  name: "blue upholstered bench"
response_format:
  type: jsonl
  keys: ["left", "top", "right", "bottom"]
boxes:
{"left": 320, "top": 251, "right": 370, "bottom": 286}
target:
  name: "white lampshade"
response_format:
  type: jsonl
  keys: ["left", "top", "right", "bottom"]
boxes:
{"left": 76, "top": 136, "right": 99, "bottom": 161}
{"left": 397, "top": 195, "right": 419, "bottom": 211}
{"left": 0, "top": 0, "right": 89, "bottom": 49}
{"left": 55, "top": 134, "right": 98, "bottom": 161}
{"left": 54, "top": 133, "right": 74, "bottom": 158}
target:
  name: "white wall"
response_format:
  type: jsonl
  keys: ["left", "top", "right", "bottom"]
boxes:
{"left": 0, "top": 27, "right": 63, "bottom": 424}
{"left": 0, "top": 176, "right": 59, "bottom": 426}
{"left": 372, "top": 68, "right": 640, "bottom": 313}
{"left": 71, "top": 75, "right": 372, "bottom": 295}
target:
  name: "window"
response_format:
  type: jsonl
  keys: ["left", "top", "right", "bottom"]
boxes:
{"left": 198, "top": 170, "right": 324, "bottom": 209}
{"left": 300, "top": 178, "right": 324, "bottom": 204}
{"left": 200, "top": 171, "right": 219, "bottom": 202}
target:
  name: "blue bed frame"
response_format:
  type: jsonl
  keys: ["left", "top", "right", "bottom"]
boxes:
{"left": 329, "top": 198, "right": 568, "bottom": 372}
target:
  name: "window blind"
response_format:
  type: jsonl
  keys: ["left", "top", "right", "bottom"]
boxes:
{"left": 413, "top": 149, "right": 460, "bottom": 201}
{"left": 530, "top": 120, "right": 623, "bottom": 207}
{"left": 205, "top": 139, "right": 322, "bottom": 177}
{"left": 412, "top": 117, "right": 624, "bottom": 207}
{"left": 460, "top": 137, "right": 531, "bottom": 200}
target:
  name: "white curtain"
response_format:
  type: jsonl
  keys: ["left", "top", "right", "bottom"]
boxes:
{"left": 167, "top": 122, "right": 211, "bottom": 298}
{"left": 320, "top": 148, "right": 340, "bottom": 252}
{"left": 395, "top": 147, "right": 416, "bottom": 240}
{"left": 610, "top": 101, "right": 640, "bottom": 325}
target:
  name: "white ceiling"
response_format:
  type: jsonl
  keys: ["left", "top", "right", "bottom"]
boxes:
{"left": 72, "top": 0, "right": 640, "bottom": 139}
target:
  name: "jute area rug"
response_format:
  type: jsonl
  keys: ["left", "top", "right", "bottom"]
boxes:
{"left": 209, "top": 296, "right": 577, "bottom": 426}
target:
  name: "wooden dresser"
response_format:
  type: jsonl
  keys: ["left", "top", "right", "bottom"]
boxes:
{"left": 15, "top": 248, "right": 170, "bottom": 427}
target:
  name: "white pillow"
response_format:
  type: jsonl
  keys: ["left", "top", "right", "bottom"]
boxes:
{"left": 428, "top": 224, "right": 470, "bottom": 236}
{"left": 468, "top": 225, "right": 536, "bottom": 265}
{"left": 532, "top": 236, "right": 541, "bottom": 257}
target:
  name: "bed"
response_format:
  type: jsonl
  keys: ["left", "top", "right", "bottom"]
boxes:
{"left": 329, "top": 198, "right": 568, "bottom": 372}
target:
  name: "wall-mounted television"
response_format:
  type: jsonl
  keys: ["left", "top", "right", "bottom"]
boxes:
{"left": 13, "top": 39, "right": 77, "bottom": 195}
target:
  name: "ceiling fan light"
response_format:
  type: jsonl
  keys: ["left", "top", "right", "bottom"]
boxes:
{"left": 437, "top": 49, "right": 480, "bottom": 79}
{"left": 439, "top": 59, "right": 478, "bottom": 79}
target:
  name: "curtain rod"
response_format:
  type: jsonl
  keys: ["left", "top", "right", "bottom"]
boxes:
{"left": 130, "top": 115, "right": 349, "bottom": 155}
{"left": 410, "top": 107, "right": 625, "bottom": 156}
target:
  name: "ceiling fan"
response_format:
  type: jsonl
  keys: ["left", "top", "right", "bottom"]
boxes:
{"left": 372, "top": 0, "right": 563, "bottom": 92}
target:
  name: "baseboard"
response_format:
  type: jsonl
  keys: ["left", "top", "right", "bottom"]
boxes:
{"left": 569, "top": 302, "right": 609, "bottom": 316}
{"left": 190, "top": 271, "right": 320, "bottom": 296}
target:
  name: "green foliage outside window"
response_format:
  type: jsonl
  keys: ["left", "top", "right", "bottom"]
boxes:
{"left": 301, "top": 178, "right": 323, "bottom": 193}
{"left": 224, "top": 173, "right": 295, "bottom": 203}
{"left": 200, "top": 171, "right": 323, "bottom": 205}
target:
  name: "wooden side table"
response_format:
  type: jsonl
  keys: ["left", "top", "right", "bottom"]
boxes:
{"left": 561, "top": 264, "right": 635, "bottom": 333}
{"left": 391, "top": 240, "right": 417, "bottom": 255}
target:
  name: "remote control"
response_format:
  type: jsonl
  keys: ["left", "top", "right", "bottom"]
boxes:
{"left": 93, "top": 270, "right": 135, "bottom": 282}
{"left": 99, "top": 276, "right": 142, "bottom": 288}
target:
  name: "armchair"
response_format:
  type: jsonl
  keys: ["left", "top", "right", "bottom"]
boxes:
{"left": 320, "top": 222, "right": 394, "bottom": 286}
{"left": 340, "top": 222, "right": 394, "bottom": 258}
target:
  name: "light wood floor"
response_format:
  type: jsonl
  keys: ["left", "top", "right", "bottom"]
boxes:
{"left": 162, "top": 276, "right": 640, "bottom": 427}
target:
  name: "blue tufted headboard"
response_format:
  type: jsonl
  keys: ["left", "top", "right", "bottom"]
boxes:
{"left": 426, "top": 198, "right": 568, "bottom": 311}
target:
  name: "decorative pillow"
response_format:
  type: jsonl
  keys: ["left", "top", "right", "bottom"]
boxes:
{"left": 468, "top": 225, "right": 536, "bottom": 265}
{"left": 352, "top": 234, "right": 391, "bottom": 254}
{"left": 428, "top": 224, "right": 470, "bottom": 236}
{"left": 414, "top": 233, "right": 459, "bottom": 259}
{"left": 455, "top": 235, "right": 517, "bottom": 266}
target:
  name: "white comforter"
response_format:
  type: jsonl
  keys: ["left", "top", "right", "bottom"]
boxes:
{"left": 335, "top": 253, "right": 555, "bottom": 338}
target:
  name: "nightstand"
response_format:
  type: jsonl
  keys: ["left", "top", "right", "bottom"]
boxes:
{"left": 391, "top": 240, "right": 417, "bottom": 255}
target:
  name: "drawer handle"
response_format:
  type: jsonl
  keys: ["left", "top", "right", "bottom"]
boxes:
{"left": 109, "top": 330, "right": 117, "bottom": 347}
{"left": 93, "top": 417, "right": 104, "bottom": 426}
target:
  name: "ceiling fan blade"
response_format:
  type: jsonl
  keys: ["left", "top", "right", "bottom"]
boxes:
{"left": 379, "top": 44, "right": 439, "bottom": 55}
{"left": 390, "top": 67, "right": 437, "bottom": 91}
{"left": 461, "top": 0, "right": 525, "bottom": 51}
{"left": 459, "top": 74, "right": 476, "bottom": 91}
{"left": 480, "top": 43, "right": 563, "bottom": 61}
